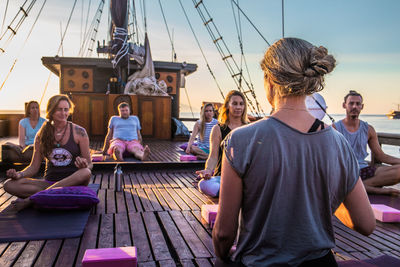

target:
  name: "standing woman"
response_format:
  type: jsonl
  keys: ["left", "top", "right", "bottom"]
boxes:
{"left": 186, "top": 103, "right": 218, "bottom": 160}
{"left": 5, "top": 94, "right": 92, "bottom": 199}
{"left": 213, "top": 38, "right": 375, "bottom": 266}
{"left": 196, "top": 90, "right": 248, "bottom": 197}
{"left": 3, "top": 101, "right": 46, "bottom": 162}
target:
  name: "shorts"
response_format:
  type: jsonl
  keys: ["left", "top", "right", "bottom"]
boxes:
{"left": 108, "top": 139, "right": 143, "bottom": 155}
{"left": 360, "top": 166, "right": 376, "bottom": 180}
{"left": 198, "top": 144, "right": 210, "bottom": 154}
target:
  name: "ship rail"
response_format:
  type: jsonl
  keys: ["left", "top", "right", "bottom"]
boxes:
{"left": 371, "top": 132, "right": 400, "bottom": 164}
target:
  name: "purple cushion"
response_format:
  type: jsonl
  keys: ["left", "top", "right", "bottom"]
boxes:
{"left": 30, "top": 186, "right": 99, "bottom": 210}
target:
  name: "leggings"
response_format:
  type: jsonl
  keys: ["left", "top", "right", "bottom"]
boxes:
{"left": 198, "top": 176, "right": 221, "bottom": 197}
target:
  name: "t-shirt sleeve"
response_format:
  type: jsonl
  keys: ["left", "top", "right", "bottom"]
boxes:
{"left": 19, "top": 118, "right": 27, "bottom": 128}
{"left": 135, "top": 116, "right": 141, "bottom": 130}
{"left": 108, "top": 116, "right": 115, "bottom": 129}
{"left": 222, "top": 130, "right": 250, "bottom": 177}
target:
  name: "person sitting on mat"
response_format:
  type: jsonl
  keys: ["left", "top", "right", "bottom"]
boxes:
{"left": 196, "top": 90, "right": 248, "bottom": 197}
{"left": 334, "top": 90, "right": 400, "bottom": 196}
{"left": 3, "top": 101, "right": 46, "bottom": 162}
{"left": 186, "top": 103, "right": 218, "bottom": 160}
{"left": 102, "top": 102, "right": 150, "bottom": 161}
{"left": 4, "top": 94, "right": 92, "bottom": 199}
{"left": 213, "top": 38, "right": 375, "bottom": 266}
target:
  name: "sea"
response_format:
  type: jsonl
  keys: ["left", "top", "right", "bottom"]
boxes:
{"left": 180, "top": 113, "right": 400, "bottom": 160}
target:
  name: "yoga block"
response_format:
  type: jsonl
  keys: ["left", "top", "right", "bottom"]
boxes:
{"left": 371, "top": 204, "right": 400, "bottom": 222}
{"left": 201, "top": 204, "right": 218, "bottom": 228}
{"left": 82, "top": 247, "right": 137, "bottom": 267}
{"left": 91, "top": 154, "right": 104, "bottom": 162}
{"left": 180, "top": 154, "right": 197, "bottom": 161}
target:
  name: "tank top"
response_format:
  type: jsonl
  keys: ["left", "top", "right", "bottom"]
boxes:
{"left": 44, "top": 123, "right": 81, "bottom": 181}
{"left": 214, "top": 124, "right": 231, "bottom": 176}
{"left": 334, "top": 120, "right": 369, "bottom": 169}
{"left": 197, "top": 118, "right": 218, "bottom": 150}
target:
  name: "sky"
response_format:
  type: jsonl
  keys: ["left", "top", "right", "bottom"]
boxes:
{"left": 0, "top": 0, "right": 399, "bottom": 115}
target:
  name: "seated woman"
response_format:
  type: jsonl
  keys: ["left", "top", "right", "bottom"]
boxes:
{"left": 186, "top": 103, "right": 218, "bottom": 160}
{"left": 196, "top": 90, "right": 248, "bottom": 197}
{"left": 213, "top": 38, "right": 375, "bottom": 266}
{"left": 3, "top": 101, "right": 46, "bottom": 162}
{"left": 4, "top": 94, "right": 92, "bottom": 199}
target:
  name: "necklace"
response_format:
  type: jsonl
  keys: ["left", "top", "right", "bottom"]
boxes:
{"left": 275, "top": 107, "right": 308, "bottom": 112}
{"left": 54, "top": 122, "right": 68, "bottom": 147}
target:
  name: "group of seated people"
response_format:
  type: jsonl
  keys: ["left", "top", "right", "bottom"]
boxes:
{"left": 4, "top": 96, "right": 150, "bottom": 200}
{"left": 3, "top": 37, "right": 400, "bottom": 266}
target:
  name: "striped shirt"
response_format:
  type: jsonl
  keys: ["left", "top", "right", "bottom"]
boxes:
{"left": 197, "top": 118, "right": 218, "bottom": 150}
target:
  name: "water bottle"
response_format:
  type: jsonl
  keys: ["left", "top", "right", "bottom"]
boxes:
{"left": 114, "top": 164, "right": 123, "bottom": 192}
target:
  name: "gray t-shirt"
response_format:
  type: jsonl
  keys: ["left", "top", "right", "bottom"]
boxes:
{"left": 223, "top": 117, "right": 358, "bottom": 266}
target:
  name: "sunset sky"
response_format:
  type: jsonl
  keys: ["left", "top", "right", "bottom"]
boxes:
{"left": 0, "top": 0, "right": 399, "bottom": 115}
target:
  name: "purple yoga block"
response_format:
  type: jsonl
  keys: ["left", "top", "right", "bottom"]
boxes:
{"left": 180, "top": 154, "right": 197, "bottom": 161}
{"left": 201, "top": 204, "right": 218, "bottom": 228}
{"left": 82, "top": 247, "right": 137, "bottom": 267}
{"left": 371, "top": 204, "right": 400, "bottom": 222}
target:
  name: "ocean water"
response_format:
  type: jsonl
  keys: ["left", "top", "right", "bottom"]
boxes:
{"left": 180, "top": 113, "right": 400, "bottom": 159}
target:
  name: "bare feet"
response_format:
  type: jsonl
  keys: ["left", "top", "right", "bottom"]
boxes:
{"left": 142, "top": 145, "right": 150, "bottom": 161}
{"left": 113, "top": 148, "right": 124, "bottom": 161}
{"left": 3, "top": 198, "right": 32, "bottom": 214}
{"left": 365, "top": 185, "right": 400, "bottom": 196}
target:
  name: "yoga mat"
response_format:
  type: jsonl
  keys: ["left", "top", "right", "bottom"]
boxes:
{"left": 368, "top": 194, "right": 400, "bottom": 210}
{"left": 0, "top": 184, "right": 99, "bottom": 243}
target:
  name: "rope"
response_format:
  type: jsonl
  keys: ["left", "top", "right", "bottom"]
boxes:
{"left": 183, "top": 86, "right": 195, "bottom": 118}
{"left": 142, "top": 0, "right": 147, "bottom": 33}
{"left": 131, "top": 0, "right": 139, "bottom": 43}
{"left": 111, "top": 27, "right": 129, "bottom": 68}
{"left": 230, "top": 0, "right": 270, "bottom": 46}
{"left": 0, "top": 0, "right": 47, "bottom": 92}
{"left": 177, "top": 0, "right": 225, "bottom": 100}
{"left": 158, "top": 0, "right": 176, "bottom": 62}
{"left": 83, "top": 0, "right": 92, "bottom": 47}
{"left": 1, "top": 0, "right": 10, "bottom": 34}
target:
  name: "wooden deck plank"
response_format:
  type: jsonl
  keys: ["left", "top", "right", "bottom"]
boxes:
{"left": 158, "top": 188, "right": 181, "bottom": 211}
{"left": 124, "top": 189, "right": 136, "bottom": 212}
{"left": 0, "top": 242, "right": 26, "bottom": 267}
{"left": 184, "top": 210, "right": 215, "bottom": 257}
{"left": 158, "top": 211, "right": 193, "bottom": 260}
{"left": 128, "top": 212, "right": 154, "bottom": 263}
{"left": 165, "top": 188, "right": 190, "bottom": 211}
{"left": 169, "top": 210, "right": 212, "bottom": 258}
{"left": 115, "top": 213, "right": 132, "bottom": 247}
{"left": 96, "top": 189, "right": 106, "bottom": 215}
{"left": 74, "top": 214, "right": 100, "bottom": 267}
{"left": 115, "top": 191, "right": 126, "bottom": 213}
{"left": 137, "top": 188, "right": 153, "bottom": 211}
{"left": 145, "top": 188, "right": 163, "bottom": 211}
{"left": 98, "top": 213, "right": 114, "bottom": 248}
{"left": 34, "top": 240, "right": 63, "bottom": 267}
{"left": 106, "top": 189, "right": 116, "bottom": 214}
{"left": 131, "top": 189, "right": 144, "bottom": 212}
{"left": 142, "top": 212, "right": 172, "bottom": 261}
{"left": 152, "top": 188, "right": 171, "bottom": 211}
{"left": 54, "top": 237, "right": 80, "bottom": 267}
{"left": 13, "top": 240, "right": 44, "bottom": 267}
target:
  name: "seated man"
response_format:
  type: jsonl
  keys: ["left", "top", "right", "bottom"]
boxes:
{"left": 102, "top": 102, "right": 150, "bottom": 161}
{"left": 334, "top": 90, "right": 400, "bottom": 195}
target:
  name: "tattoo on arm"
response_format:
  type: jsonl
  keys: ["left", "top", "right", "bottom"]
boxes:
{"left": 74, "top": 125, "right": 88, "bottom": 137}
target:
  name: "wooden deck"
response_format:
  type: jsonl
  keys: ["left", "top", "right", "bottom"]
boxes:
{"left": 0, "top": 136, "right": 400, "bottom": 266}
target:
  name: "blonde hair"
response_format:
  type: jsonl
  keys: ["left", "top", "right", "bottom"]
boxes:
{"left": 260, "top": 38, "right": 336, "bottom": 97}
{"left": 199, "top": 103, "right": 214, "bottom": 141}
{"left": 218, "top": 90, "right": 248, "bottom": 126}
{"left": 38, "top": 94, "right": 74, "bottom": 157}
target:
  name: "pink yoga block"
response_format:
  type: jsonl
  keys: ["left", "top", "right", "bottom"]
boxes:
{"left": 371, "top": 204, "right": 400, "bottom": 222}
{"left": 201, "top": 204, "right": 218, "bottom": 228}
{"left": 91, "top": 154, "right": 104, "bottom": 162}
{"left": 180, "top": 154, "right": 197, "bottom": 161}
{"left": 82, "top": 247, "right": 137, "bottom": 267}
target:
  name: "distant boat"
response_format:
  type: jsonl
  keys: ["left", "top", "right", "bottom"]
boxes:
{"left": 386, "top": 105, "right": 400, "bottom": 119}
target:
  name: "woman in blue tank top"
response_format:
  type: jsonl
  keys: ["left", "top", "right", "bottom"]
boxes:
{"left": 4, "top": 94, "right": 92, "bottom": 200}
{"left": 186, "top": 103, "right": 218, "bottom": 160}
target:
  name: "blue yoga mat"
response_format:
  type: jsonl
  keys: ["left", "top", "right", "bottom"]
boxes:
{"left": 0, "top": 184, "right": 99, "bottom": 243}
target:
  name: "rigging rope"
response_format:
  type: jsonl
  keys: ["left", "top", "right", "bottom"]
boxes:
{"left": 0, "top": 0, "right": 47, "bottom": 92}
{"left": 39, "top": 0, "right": 78, "bottom": 105}
{"left": 192, "top": 0, "right": 264, "bottom": 116}
{"left": 83, "top": 0, "right": 92, "bottom": 47}
{"left": 142, "top": 0, "right": 147, "bottom": 33}
{"left": 158, "top": 0, "right": 176, "bottom": 62}
{"left": 1, "top": 0, "right": 10, "bottom": 34}
{"left": 131, "top": 0, "right": 139, "bottom": 44}
{"left": 111, "top": 27, "right": 129, "bottom": 68}
{"left": 177, "top": 0, "right": 225, "bottom": 100}
{"left": 0, "top": 0, "right": 38, "bottom": 54}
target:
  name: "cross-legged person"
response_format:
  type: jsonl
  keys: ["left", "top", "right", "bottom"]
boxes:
{"left": 334, "top": 90, "right": 400, "bottom": 195}
{"left": 102, "top": 102, "right": 150, "bottom": 161}
{"left": 186, "top": 103, "right": 218, "bottom": 160}
{"left": 4, "top": 94, "right": 92, "bottom": 200}
{"left": 196, "top": 90, "right": 248, "bottom": 197}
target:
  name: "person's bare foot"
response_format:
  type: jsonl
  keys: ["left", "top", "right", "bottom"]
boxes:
{"left": 142, "top": 145, "right": 150, "bottom": 161}
{"left": 366, "top": 185, "right": 400, "bottom": 196}
{"left": 3, "top": 198, "right": 32, "bottom": 214}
